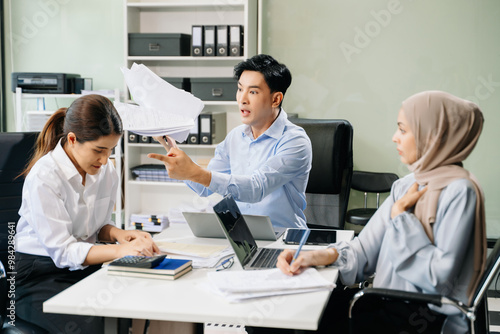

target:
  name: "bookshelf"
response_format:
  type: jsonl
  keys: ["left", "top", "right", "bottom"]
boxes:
{"left": 122, "top": 0, "right": 260, "bottom": 229}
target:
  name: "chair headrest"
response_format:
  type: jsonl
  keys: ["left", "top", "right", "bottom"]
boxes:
{"left": 289, "top": 118, "right": 353, "bottom": 195}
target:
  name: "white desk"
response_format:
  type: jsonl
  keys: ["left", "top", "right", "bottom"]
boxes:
{"left": 43, "top": 224, "right": 354, "bottom": 332}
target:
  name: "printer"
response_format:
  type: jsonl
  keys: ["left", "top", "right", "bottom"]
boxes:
{"left": 11, "top": 72, "right": 81, "bottom": 94}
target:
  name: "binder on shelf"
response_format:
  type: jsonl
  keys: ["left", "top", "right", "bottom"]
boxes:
{"left": 192, "top": 25, "right": 204, "bottom": 56}
{"left": 128, "top": 131, "right": 139, "bottom": 143}
{"left": 187, "top": 116, "right": 200, "bottom": 144}
{"left": 204, "top": 25, "right": 216, "bottom": 57}
{"left": 216, "top": 25, "right": 229, "bottom": 56}
{"left": 199, "top": 112, "right": 227, "bottom": 145}
{"left": 139, "top": 135, "right": 151, "bottom": 144}
{"left": 229, "top": 25, "right": 244, "bottom": 57}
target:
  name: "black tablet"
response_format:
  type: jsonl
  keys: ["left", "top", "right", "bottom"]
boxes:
{"left": 283, "top": 228, "right": 337, "bottom": 245}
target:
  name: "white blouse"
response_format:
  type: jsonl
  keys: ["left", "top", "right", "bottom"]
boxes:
{"left": 16, "top": 140, "right": 118, "bottom": 270}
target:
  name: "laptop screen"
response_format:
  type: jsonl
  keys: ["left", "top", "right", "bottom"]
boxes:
{"left": 213, "top": 194, "right": 258, "bottom": 266}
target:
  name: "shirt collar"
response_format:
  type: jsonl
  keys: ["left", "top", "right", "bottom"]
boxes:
{"left": 242, "top": 108, "right": 289, "bottom": 140}
{"left": 51, "top": 139, "right": 82, "bottom": 182}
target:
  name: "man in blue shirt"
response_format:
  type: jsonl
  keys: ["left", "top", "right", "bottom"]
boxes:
{"left": 149, "top": 54, "right": 312, "bottom": 229}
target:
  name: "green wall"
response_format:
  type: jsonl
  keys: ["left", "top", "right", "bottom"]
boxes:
{"left": 261, "top": 0, "right": 500, "bottom": 236}
{"left": 4, "top": 0, "right": 500, "bottom": 236}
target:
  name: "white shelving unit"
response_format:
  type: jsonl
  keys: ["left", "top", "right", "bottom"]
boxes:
{"left": 123, "top": 0, "right": 259, "bottom": 229}
{"left": 14, "top": 88, "right": 124, "bottom": 228}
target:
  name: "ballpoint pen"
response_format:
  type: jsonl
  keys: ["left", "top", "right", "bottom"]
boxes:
{"left": 291, "top": 229, "right": 310, "bottom": 265}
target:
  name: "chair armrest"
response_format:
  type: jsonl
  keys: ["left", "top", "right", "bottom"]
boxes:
{"left": 354, "top": 288, "right": 443, "bottom": 305}
{"left": 348, "top": 288, "right": 471, "bottom": 320}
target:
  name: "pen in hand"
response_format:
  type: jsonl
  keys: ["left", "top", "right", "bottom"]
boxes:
{"left": 291, "top": 229, "right": 311, "bottom": 265}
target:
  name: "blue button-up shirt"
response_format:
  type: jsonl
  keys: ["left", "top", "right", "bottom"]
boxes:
{"left": 186, "top": 109, "right": 312, "bottom": 229}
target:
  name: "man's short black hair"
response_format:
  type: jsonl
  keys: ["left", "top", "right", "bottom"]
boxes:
{"left": 234, "top": 54, "right": 292, "bottom": 107}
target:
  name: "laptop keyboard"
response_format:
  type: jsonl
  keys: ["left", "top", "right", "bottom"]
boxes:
{"left": 251, "top": 248, "right": 282, "bottom": 269}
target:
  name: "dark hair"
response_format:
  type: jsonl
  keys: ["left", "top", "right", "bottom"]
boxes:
{"left": 20, "top": 94, "right": 123, "bottom": 177}
{"left": 234, "top": 54, "right": 292, "bottom": 108}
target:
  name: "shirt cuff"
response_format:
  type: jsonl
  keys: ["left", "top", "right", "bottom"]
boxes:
{"left": 208, "top": 171, "right": 231, "bottom": 195}
{"left": 66, "top": 242, "right": 94, "bottom": 271}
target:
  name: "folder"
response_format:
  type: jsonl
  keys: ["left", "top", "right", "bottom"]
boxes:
{"left": 204, "top": 25, "right": 216, "bottom": 56}
{"left": 199, "top": 112, "right": 227, "bottom": 145}
{"left": 128, "top": 131, "right": 139, "bottom": 143}
{"left": 192, "top": 25, "right": 204, "bottom": 56}
{"left": 229, "top": 25, "right": 243, "bottom": 57}
{"left": 187, "top": 116, "right": 200, "bottom": 144}
{"left": 216, "top": 25, "right": 229, "bottom": 56}
{"left": 139, "top": 135, "right": 151, "bottom": 144}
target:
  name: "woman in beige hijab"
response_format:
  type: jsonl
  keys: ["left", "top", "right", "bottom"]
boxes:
{"left": 276, "top": 91, "right": 486, "bottom": 334}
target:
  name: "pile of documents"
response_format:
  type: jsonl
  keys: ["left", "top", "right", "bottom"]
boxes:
{"left": 130, "top": 213, "right": 169, "bottom": 233}
{"left": 205, "top": 268, "right": 336, "bottom": 302}
{"left": 156, "top": 241, "right": 234, "bottom": 269}
{"left": 115, "top": 63, "right": 204, "bottom": 142}
{"left": 130, "top": 164, "right": 182, "bottom": 183}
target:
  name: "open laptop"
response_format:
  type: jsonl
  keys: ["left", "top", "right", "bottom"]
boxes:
{"left": 182, "top": 212, "right": 285, "bottom": 241}
{"left": 213, "top": 194, "right": 284, "bottom": 270}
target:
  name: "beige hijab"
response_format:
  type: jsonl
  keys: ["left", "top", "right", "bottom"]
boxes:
{"left": 401, "top": 90, "right": 486, "bottom": 303}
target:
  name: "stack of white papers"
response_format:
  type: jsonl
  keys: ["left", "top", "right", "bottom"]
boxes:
{"left": 130, "top": 213, "right": 169, "bottom": 233}
{"left": 205, "top": 268, "right": 335, "bottom": 302}
{"left": 115, "top": 63, "right": 205, "bottom": 143}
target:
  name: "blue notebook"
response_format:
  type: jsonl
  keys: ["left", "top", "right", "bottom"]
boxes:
{"left": 108, "top": 258, "right": 192, "bottom": 279}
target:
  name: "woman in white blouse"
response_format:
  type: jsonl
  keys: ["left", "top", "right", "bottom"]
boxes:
{"left": 15, "top": 94, "right": 159, "bottom": 333}
{"left": 276, "top": 91, "right": 486, "bottom": 334}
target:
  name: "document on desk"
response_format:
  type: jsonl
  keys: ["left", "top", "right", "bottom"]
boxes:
{"left": 115, "top": 63, "right": 204, "bottom": 142}
{"left": 157, "top": 241, "right": 234, "bottom": 268}
{"left": 205, "top": 268, "right": 335, "bottom": 302}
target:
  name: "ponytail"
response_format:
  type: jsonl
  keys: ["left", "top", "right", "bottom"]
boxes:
{"left": 19, "top": 108, "right": 67, "bottom": 178}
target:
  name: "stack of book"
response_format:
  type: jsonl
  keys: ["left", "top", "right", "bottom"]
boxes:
{"left": 107, "top": 257, "right": 192, "bottom": 280}
{"left": 130, "top": 213, "right": 169, "bottom": 232}
{"left": 130, "top": 164, "right": 182, "bottom": 183}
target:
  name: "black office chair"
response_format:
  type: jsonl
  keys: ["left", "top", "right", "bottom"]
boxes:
{"left": 345, "top": 171, "right": 398, "bottom": 231}
{"left": 348, "top": 237, "right": 500, "bottom": 334}
{"left": 0, "top": 132, "right": 48, "bottom": 333}
{"left": 289, "top": 118, "right": 353, "bottom": 229}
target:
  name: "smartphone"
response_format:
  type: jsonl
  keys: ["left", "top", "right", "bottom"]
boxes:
{"left": 283, "top": 228, "right": 337, "bottom": 245}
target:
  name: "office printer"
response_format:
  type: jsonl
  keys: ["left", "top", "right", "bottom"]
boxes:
{"left": 11, "top": 72, "right": 81, "bottom": 94}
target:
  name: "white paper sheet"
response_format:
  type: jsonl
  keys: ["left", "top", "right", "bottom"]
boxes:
{"left": 204, "top": 268, "right": 335, "bottom": 302}
{"left": 207, "top": 268, "right": 335, "bottom": 293}
{"left": 115, "top": 63, "right": 204, "bottom": 142}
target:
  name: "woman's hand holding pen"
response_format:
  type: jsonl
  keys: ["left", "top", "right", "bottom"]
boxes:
{"left": 277, "top": 248, "right": 338, "bottom": 276}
